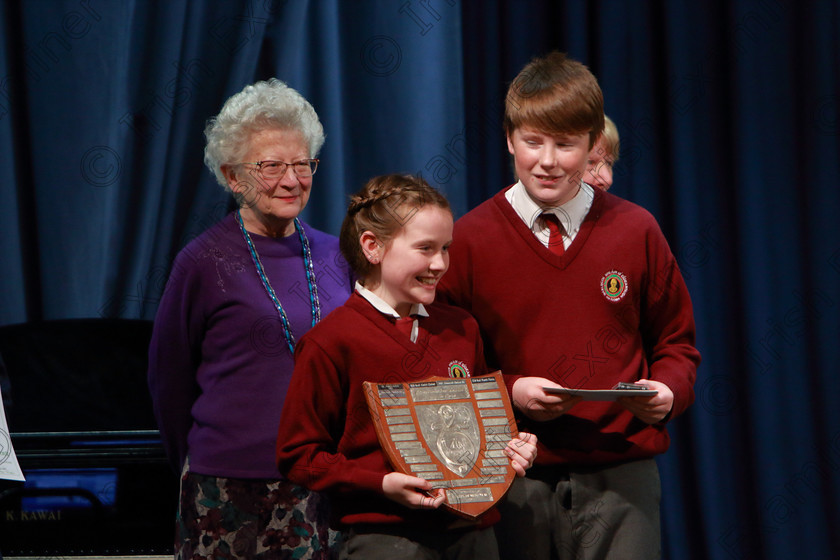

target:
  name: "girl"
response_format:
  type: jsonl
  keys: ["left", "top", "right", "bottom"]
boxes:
{"left": 276, "top": 174, "right": 537, "bottom": 559}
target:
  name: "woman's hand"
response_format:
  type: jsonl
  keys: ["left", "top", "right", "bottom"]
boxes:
{"left": 512, "top": 377, "right": 583, "bottom": 421}
{"left": 505, "top": 432, "right": 538, "bottom": 476}
{"left": 382, "top": 472, "right": 445, "bottom": 509}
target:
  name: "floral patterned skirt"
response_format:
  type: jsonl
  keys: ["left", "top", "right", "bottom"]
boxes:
{"left": 175, "top": 466, "right": 338, "bottom": 559}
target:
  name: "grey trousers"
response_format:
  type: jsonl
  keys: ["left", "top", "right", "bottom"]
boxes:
{"left": 339, "top": 524, "right": 499, "bottom": 560}
{"left": 494, "top": 459, "right": 662, "bottom": 560}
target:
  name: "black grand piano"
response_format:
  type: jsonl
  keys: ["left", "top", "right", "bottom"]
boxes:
{"left": 0, "top": 318, "right": 178, "bottom": 556}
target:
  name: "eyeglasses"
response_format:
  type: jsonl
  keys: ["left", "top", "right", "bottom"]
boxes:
{"left": 241, "top": 159, "right": 319, "bottom": 179}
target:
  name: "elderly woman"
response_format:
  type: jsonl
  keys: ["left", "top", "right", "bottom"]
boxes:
{"left": 148, "top": 79, "right": 352, "bottom": 559}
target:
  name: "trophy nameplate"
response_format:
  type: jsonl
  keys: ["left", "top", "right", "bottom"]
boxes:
{"left": 363, "top": 371, "right": 516, "bottom": 520}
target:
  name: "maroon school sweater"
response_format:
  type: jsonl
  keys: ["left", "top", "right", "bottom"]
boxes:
{"left": 276, "top": 292, "right": 496, "bottom": 529}
{"left": 437, "top": 186, "right": 701, "bottom": 467}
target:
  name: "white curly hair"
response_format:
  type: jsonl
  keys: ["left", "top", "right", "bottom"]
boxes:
{"left": 203, "top": 78, "right": 325, "bottom": 189}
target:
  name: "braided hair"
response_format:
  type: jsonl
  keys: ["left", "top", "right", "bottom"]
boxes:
{"left": 340, "top": 174, "right": 451, "bottom": 281}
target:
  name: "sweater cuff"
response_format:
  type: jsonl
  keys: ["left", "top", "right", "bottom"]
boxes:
{"left": 353, "top": 468, "right": 388, "bottom": 495}
{"left": 651, "top": 369, "right": 694, "bottom": 420}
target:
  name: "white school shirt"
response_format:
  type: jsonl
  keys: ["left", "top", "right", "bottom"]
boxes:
{"left": 504, "top": 180, "right": 595, "bottom": 249}
{"left": 355, "top": 281, "right": 428, "bottom": 343}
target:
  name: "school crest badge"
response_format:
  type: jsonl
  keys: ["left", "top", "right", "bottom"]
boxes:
{"left": 601, "top": 270, "right": 629, "bottom": 302}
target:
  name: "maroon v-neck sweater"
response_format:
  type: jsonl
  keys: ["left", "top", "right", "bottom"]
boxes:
{"left": 438, "top": 186, "right": 701, "bottom": 466}
{"left": 277, "top": 292, "right": 495, "bottom": 528}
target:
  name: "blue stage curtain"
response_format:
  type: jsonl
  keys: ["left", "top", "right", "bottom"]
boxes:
{"left": 1, "top": 1, "right": 839, "bottom": 559}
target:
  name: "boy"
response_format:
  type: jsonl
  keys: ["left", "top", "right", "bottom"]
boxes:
{"left": 585, "top": 114, "right": 619, "bottom": 191}
{"left": 437, "top": 52, "right": 700, "bottom": 559}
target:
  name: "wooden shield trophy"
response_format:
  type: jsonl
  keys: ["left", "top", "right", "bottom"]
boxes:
{"left": 363, "top": 371, "right": 516, "bottom": 520}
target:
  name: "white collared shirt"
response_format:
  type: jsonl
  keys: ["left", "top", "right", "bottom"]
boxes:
{"left": 505, "top": 180, "right": 595, "bottom": 250}
{"left": 355, "top": 282, "right": 428, "bottom": 343}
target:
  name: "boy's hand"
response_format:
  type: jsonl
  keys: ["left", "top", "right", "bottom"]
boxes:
{"left": 512, "top": 377, "right": 583, "bottom": 421}
{"left": 505, "top": 432, "right": 538, "bottom": 476}
{"left": 617, "top": 379, "right": 673, "bottom": 424}
{"left": 382, "top": 472, "right": 445, "bottom": 510}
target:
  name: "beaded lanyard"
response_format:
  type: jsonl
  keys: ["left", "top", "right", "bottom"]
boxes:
{"left": 236, "top": 209, "right": 321, "bottom": 354}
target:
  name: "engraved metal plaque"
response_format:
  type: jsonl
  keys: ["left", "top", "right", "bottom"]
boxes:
{"left": 363, "top": 371, "right": 517, "bottom": 520}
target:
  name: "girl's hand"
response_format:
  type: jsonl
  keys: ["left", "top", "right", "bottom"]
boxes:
{"left": 505, "top": 432, "right": 538, "bottom": 476}
{"left": 382, "top": 472, "right": 445, "bottom": 509}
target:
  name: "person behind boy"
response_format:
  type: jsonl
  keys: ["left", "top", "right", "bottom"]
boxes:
{"left": 276, "top": 174, "right": 538, "bottom": 560}
{"left": 437, "top": 52, "right": 701, "bottom": 559}
{"left": 585, "top": 114, "right": 619, "bottom": 191}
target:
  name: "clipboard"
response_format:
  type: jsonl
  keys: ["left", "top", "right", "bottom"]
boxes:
{"left": 542, "top": 382, "right": 657, "bottom": 402}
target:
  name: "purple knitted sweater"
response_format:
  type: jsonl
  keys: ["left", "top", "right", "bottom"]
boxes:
{"left": 148, "top": 212, "right": 352, "bottom": 478}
